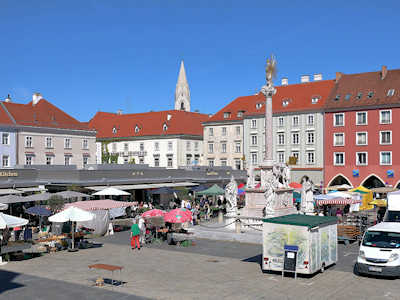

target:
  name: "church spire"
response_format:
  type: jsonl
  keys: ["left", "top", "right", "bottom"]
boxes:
{"left": 174, "top": 60, "right": 191, "bottom": 112}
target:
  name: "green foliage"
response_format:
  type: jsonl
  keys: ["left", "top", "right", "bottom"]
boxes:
{"left": 47, "top": 195, "right": 65, "bottom": 212}
{"left": 67, "top": 184, "right": 80, "bottom": 192}
{"left": 129, "top": 158, "right": 136, "bottom": 164}
{"left": 101, "top": 141, "right": 119, "bottom": 164}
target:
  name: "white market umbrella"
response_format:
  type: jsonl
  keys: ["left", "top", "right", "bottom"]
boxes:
{"left": 92, "top": 187, "right": 130, "bottom": 196}
{"left": 49, "top": 207, "right": 94, "bottom": 250}
{"left": 0, "top": 212, "right": 29, "bottom": 229}
{"left": 0, "top": 203, "right": 8, "bottom": 211}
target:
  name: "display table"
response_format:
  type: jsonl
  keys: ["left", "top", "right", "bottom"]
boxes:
{"left": 88, "top": 264, "right": 124, "bottom": 288}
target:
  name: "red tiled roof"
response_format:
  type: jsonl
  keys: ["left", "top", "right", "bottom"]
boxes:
{"left": 0, "top": 103, "right": 14, "bottom": 125}
{"left": 0, "top": 99, "right": 92, "bottom": 131}
{"left": 324, "top": 68, "right": 400, "bottom": 110}
{"left": 89, "top": 110, "right": 210, "bottom": 139}
{"left": 206, "top": 80, "right": 335, "bottom": 122}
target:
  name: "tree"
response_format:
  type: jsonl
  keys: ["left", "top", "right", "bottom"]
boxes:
{"left": 47, "top": 195, "right": 65, "bottom": 213}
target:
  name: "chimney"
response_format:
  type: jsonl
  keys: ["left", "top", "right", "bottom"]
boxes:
{"left": 300, "top": 75, "right": 310, "bottom": 83}
{"left": 117, "top": 109, "right": 123, "bottom": 115}
{"left": 167, "top": 114, "right": 172, "bottom": 121}
{"left": 281, "top": 77, "right": 288, "bottom": 86}
{"left": 4, "top": 94, "right": 11, "bottom": 102}
{"left": 313, "top": 74, "right": 322, "bottom": 81}
{"left": 335, "top": 72, "right": 343, "bottom": 83}
{"left": 381, "top": 65, "right": 388, "bottom": 80}
{"left": 32, "top": 93, "right": 42, "bottom": 105}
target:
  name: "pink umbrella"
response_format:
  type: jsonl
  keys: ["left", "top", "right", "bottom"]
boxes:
{"left": 164, "top": 208, "right": 192, "bottom": 223}
{"left": 142, "top": 209, "right": 166, "bottom": 218}
{"left": 289, "top": 182, "right": 302, "bottom": 189}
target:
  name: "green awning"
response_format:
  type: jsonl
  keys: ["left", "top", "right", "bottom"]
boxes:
{"left": 263, "top": 214, "right": 337, "bottom": 229}
{"left": 196, "top": 184, "right": 225, "bottom": 196}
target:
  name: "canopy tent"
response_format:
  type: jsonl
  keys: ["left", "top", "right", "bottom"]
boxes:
{"left": 190, "top": 185, "right": 209, "bottom": 192}
{"left": 369, "top": 199, "right": 387, "bottom": 207}
{"left": 350, "top": 186, "right": 374, "bottom": 211}
{"left": 0, "top": 195, "right": 29, "bottom": 204}
{"left": 26, "top": 205, "right": 52, "bottom": 216}
{"left": 22, "top": 192, "right": 53, "bottom": 202}
{"left": 54, "top": 191, "right": 92, "bottom": 199}
{"left": 0, "top": 188, "right": 23, "bottom": 195}
{"left": 326, "top": 184, "right": 353, "bottom": 191}
{"left": 196, "top": 184, "right": 225, "bottom": 196}
{"left": 0, "top": 203, "right": 8, "bottom": 210}
{"left": 327, "top": 191, "right": 354, "bottom": 198}
{"left": 92, "top": 187, "right": 131, "bottom": 196}
{"left": 64, "top": 199, "right": 137, "bottom": 211}
{"left": 314, "top": 194, "right": 337, "bottom": 201}
{"left": 0, "top": 212, "right": 28, "bottom": 229}
{"left": 316, "top": 198, "right": 362, "bottom": 206}
{"left": 370, "top": 187, "right": 398, "bottom": 194}
{"left": 148, "top": 187, "right": 176, "bottom": 195}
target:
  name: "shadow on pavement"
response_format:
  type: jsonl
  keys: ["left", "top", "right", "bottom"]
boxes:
{"left": 0, "top": 269, "right": 24, "bottom": 294}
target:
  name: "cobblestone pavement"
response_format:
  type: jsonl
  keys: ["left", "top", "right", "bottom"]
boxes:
{"left": 1, "top": 232, "right": 400, "bottom": 300}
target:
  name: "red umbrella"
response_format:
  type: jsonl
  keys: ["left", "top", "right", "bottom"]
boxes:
{"left": 289, "top": 182, "right": 302, "bottom": 189}
{"left": 238, "top": 183, "right": 245, "bottom": 189}
{"left": 142, "top": 209, "right": 166, "bottom": 218}
{"left": 164, "top": 208, "right": 192, "bottom": 223}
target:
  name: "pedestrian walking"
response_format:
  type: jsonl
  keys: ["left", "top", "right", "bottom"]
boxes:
{"left": 130, "top": 219, "right": 141, "bottom": 250}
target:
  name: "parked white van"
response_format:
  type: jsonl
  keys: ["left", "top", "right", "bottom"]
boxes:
{"left": 355, "top": 222, "right": 400, "bottom": 277}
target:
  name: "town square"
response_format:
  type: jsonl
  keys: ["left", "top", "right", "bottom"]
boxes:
{"left": 1, "top": 1, "right": 400, "bottom": 299}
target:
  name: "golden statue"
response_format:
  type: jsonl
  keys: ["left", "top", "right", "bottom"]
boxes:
{"left": 265, "top": 54, "right": 277, "bottom": 84}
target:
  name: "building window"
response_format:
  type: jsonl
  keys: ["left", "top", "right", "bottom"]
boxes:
{"left": 25, "top": 136, "right": 33, "bottom": 148}
{"left": 2, "top": 133, "right": 9, "bottom": 145}
{"left": 186, "top": 141, "right": 191, "bottom": 151}
{"left": 2, "top": 155, "right": 9, "bottom": 167}
{"left": 140, "top": 157, "right": 144, "bottom": 164}
{"left": 380, "top": 151, "right": 392, "bottom": 165}
{"left": 124, "top": 158, "right": 128, "bottom": 164}
{"left": 292, "top": 133, "right": 299, "bottom": 145}
{"left": 154, "top": 142, "right": 159, "bottom": 151}
{"left": 208, "top": 143, "right": 214, "bottom": 154}
{"left": 278, "top": 151, "right": 285, "bottom": 163}
{"left": 209, "top": 128, "right": 214, "bottom": 137}
{"left": 306, "top": 152, "right": 315, "bottom": 165}
{"left": 251, "top": 153, "right": 258, "bottom": 165}
{"left": 194, "top": 142, "right": 199, "bottom": 151}
{"left": 186, "top": 155, "right": 192, "bottom": 165}
{"left": 334, "top": 113, "right": 344, "bottom": 127}
{"left": 356, "top": 152, "right": 368, "bottom": 166}
{"left": 223, "top": 112, "right": 231, "bottom": 119}
{"left": 222, "top": 127, "right": 227, "bottom": 136}
{"left": 221, "top": 143, "right": 227, "bottom": 153}
{"left": 356, "top": 132, "right": 368, "bottom": 145}
{"left": 278, "top": 117, "right": 284, "bottom": 127}
{"left": 82, "top": 139, "right": 88, "bottom": 150}
{"left": 123, "top": 143, "right": 128, "bottom": 152}
{"left": 64, "top": 156, "right": 71, "bottom": 166}
{"left": 46, "top": 155, "right": 53, "bottom": 165}
{"left": 380, "top": 110, "right": 392, "bottom": 124}
{"left": 64, "top": 138, "right": 71, "bottom": 149}
{"left": 387, "top": 89, "right": 395, "bottom": 97}
{"left": 307, "top": 131, "right": 315, "bottom": 144}
{"left": 235, "top": 126, "right": 240, "bottom": 136}
{"left": 208, "top": 159, "right": 214, "bottom": 167}
{"left": 220, "top": 159, "right": 227, "bottom": 167}
{"left": 112, "top": 143, "right": 117, "bottom": 153}
{"left": 135, "top": 125, "right": 140, "bottom": 133}
{"left": 277, "top": 133, "right": 285, "bottom": 145}
{"left": 154, "top": 157, "right": 160, "bottom": 167}
{"left": 292, "top": 116, "right": 299, "bottom": 127}
{"left": 251, "top": 135, "right": 258, "bottom": 145}
{"left": 112, "top": 127, "right": 117, "bottom": 134}
{"left": 25, "top": 155, "right": 33, "bottom": 165}
{"left": 235, "top": 142, "right": 241, "bottom": 153}
{"left": 291, "top": 151, "right": 299, "bottom": 165}
{"left": 356, "top": 112, "right": 367, "bottom": 125}
{"left": 307, "top": 114, "right": 314, "bottom": 126}
{"left": 83, "top": 156, "right": 89, "bottom": 166}
{"left": 237, "top": 111, "right": 243, "bottom": 118}
{"left": 251, "top": 119, "right": 257, "bottom": 129}
{"left": 334, "top": 133, "right": 344, "bottom": 146}
{"left": 194, "top": 155, "right": 199, "bottom": 165}
{"left": 140, "top": 143, "right": 144, "bottom": 151}
{"left": 380, "top": 131, "right": 392, "bottom": 145}
{"left": 235, "top": 159, "right": 241, "bottom": 170}
{"left": 168, "top": 142, "right": 173, "bottom": 151}
{"left": 45, "top": 137, "right": 53, "bottom": 148}
{"left": 334, "top": 152, "right": 345, "bottom": 166}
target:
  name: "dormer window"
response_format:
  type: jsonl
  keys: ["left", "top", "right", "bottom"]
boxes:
{"left": 223, "top": 112, "right": 231, "bottom": 119}
{"left": 367, "top": 91, "right": 374, "bottom": 98}
{"left": 163, "top": 123, "right": 168, "bottom": 131}
{"left": 356, "top": 92, "right": 362, "bottom": 100}
{"left": 256, "top": 103, "right": 263, "bottom": 109}
{"left": 387, "top": 89, "right": 395, "bottom": 97}
{"left": 135, "top": 125, "right": 140, "bottom": 133}
{"left": 345, "top": 94, "right": 351, "bottom": 101}
{"left": 311, "top": 96, "right": 320, "bottom": 104}
{"left": 282, "top": 98, "right": 291, "bottom": 107}
{"left": 334, "top": 95, "right": 341, "bottom": 101}
{"left": 237, "top": 111, "right": 244, "bottom": 118}
{"left": 112, "top": 127, "right": 117, "bottom": 134}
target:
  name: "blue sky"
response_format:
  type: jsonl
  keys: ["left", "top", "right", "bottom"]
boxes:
{"left": 0, "top": 1, "right": 399, "bottom": 121}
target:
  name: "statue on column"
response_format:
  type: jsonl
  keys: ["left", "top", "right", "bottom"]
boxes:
{"left": 301, "top": 176, "right": 314, "bottom": 215}
{"left": 246, "top": 165, "right": 255, "bottom": 189}
{"left": 263, "top": 174, "right": 278, "bottom": 216}
{"left": 224, "top": 175, "right": 238, "bottom": 215}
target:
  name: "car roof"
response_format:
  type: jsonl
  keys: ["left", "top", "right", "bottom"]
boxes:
{"left": 368, "top": 222, "right": 400, "bottom": 233}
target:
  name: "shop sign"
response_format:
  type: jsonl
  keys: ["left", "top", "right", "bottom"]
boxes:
{"left": 0, "top": 171, "right": 18, "bottom": 177}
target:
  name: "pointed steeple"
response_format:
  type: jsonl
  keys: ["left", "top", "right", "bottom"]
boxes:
{"left": 175, "top": 60, "right": 191, "bottom": 112}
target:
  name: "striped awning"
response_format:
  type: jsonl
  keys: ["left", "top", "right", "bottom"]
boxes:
{"left": 64, "top": 200, "right": 137, "bottom": 211}
{"left": 316, "top": 198, "right": 362, "bottom": 206}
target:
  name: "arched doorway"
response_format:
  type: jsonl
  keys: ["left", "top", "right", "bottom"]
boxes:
{"left": 361, "top": 175, "right": 385, "bottom": 189}
{"left": 327, "top": 174, "right": 352, "bottom": 187}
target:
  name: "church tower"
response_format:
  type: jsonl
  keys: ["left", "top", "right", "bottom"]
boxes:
{"left": 174, "top": 60, "right": 191, "bottom": 112}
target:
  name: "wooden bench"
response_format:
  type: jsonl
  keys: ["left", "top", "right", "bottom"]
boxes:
{"left": 88, "top": 264, "right": 124, "bottom": 288}
{"left": 338, "top": 225, "right": 361, "bottom": 245}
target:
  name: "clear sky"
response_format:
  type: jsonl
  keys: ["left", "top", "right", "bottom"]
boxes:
{"left": 0, "top": 1, "right": 399, "bottom": 121}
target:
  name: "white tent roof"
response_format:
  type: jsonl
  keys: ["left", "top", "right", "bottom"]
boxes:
{"left": 92, "top": 187, "right": 131, "bottom": 196}
{"left": 327, "top": 191, "right": 353, "bottom": 199}
{"left": 0, "top": 212, "right": 29, "bottom": 229}
{"left": 49, "top": 206, "right": 94, "bottom": 223}
{"left": 0, "top": 203, "right": 8, "bottom": 210}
